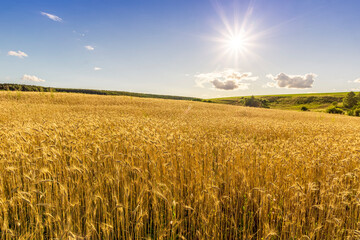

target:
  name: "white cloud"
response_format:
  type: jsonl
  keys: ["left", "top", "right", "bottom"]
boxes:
{"left": 211, "top": 79, "right": 250, "bottom": 90}
{"left": 266, "top": 73, "right": 316, "bottom": 89}
{"left": 94, "top": 67, "right": 102, "bottom": 71}
{"left": 41, "top": 12, "right": 63, "bottom": 22}
{"left": 195, "top": 69, "right": 257, "bottom": 90}
{"left": 85, "top": 45, "right": 94, "bottom": 51}
{"left": 354, "top": 78, "right": 360, "bottom": 83}
{"left": 22, "top": 74, "right": 45, "bottom": 82}
{"left": 8, "top": 50, "right": 28, "bottom": 58}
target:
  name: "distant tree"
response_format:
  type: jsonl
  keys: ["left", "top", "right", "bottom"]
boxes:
{"left": 301, "top": 106, "right": 309, "bottom": 111}
{"left": 343, "top": 91, "right": 357, "bottom": 108}
{"left": 244, "top": 96, "right": 260, "bottom": 107}
{"left": 326, "top": 106, "right": 344, "bottom": 114}
{"left": 243, "top": 96, "right": 270, "bottom": 108}
{"left": 260, "top": 99, "right": 270, "bottom": 108}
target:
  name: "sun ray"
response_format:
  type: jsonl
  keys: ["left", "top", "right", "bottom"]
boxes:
{"left": 208, "top": 0, "right": 270, "bottom": 67}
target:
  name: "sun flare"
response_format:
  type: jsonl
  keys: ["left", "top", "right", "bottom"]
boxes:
{"left": 209, "top": 1, "right": 269, "bottom": 65}
{"left": 227, "top": 33, "right": 246, "bottom": 52}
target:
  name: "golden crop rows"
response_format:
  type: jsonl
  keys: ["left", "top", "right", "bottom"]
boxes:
{"left": 0, "top": 91, "right": 360, "bottom": 239}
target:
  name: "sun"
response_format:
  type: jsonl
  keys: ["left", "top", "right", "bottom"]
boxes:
{"left": 210, "top": 16, "right": 257, "bottom": 63}
{"left": 227, "top": 33, "right": 246, "bottom": 52}
{"left": 208, "top": 1, "right": 268, "bottom": 65}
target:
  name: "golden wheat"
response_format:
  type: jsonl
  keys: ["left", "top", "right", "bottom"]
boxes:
{"left": 0, "top": 91, "right": 360, "bottom": 239}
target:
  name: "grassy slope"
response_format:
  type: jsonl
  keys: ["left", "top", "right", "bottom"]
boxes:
{"left": 209, "top": 92, "right": 347, "bottom": 111}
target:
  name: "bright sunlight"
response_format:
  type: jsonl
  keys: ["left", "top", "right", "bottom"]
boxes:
{"left": 226, "top": 33, "right": 246, "bottom": 53}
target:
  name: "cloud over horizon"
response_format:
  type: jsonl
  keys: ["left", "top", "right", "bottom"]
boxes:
{"left": 266, "top": 73, "right": 316, "bottom": 89}
{"left": 354, "top": 78, "right": 360, "bottom": 83}
{"left": 85, "top": 45, "right": 95, "bottom": 51}
{"left": 94, "top": 67, "right": 102, "bottom": 71}
{"left": 22, "top": 74, "right": 45, "bottom": 82}
{"left": 41, "top": 12, "right": 63, "bottom": 22}
{"left": 195, "top": 69, "right": 258, "bottom": 90}
{"left": 8, "top": 50, "right": 28, "bottom": 58}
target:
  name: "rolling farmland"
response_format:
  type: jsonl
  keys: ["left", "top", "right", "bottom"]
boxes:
{"left": 1, "top": 92, "right": 360, "bottom": 239}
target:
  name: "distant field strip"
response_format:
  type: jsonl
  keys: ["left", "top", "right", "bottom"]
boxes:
{"left": 210, "top": 92, "right": 347, "bottom": 111}
{"left": 0, "top": 92, "right": 360, "bottom": 239}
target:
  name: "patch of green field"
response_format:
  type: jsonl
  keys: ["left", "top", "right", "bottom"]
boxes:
{"left": 208, "top": 92, "right": 347, "bottom": 111}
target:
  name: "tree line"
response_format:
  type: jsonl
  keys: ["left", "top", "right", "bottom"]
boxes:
{"left": 326, "top": 91, "right": 360, "bottom": 116}
{"left": 0, "top": 84, "right": 201, "bottom": 101}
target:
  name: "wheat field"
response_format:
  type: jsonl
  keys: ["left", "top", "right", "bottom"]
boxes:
{"left": 0, "top": 91, "right": 360, "bottom": 239}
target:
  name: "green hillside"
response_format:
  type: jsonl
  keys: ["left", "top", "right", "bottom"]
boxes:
{"left": 208, "top": 92, "right": 348, "bottom": 111}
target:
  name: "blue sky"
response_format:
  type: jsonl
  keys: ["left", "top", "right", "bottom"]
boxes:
{"left": 1, "top": 0, "right": 360, "bottom": 98}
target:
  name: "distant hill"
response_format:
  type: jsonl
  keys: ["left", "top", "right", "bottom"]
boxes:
{"left": 1, "top": 83, "right": 351, "bottom": 112}
{"left": 0, "top": 83, "right": 201, "bottom": 102}
{"left": 208, "top": 92, "right": 348, "bottom": 111}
